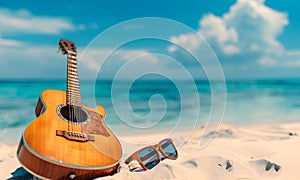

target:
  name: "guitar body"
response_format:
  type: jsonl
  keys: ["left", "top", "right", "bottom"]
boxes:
{"left": 17, "top": 90, "right": 122, "bottom": 179}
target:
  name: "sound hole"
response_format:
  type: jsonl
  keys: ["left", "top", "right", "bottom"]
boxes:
{"left": 60, "top": 105, "right": 88, "bottom": 123}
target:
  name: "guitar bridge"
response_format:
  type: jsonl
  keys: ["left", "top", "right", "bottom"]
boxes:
{"left": 56, "top": 130, "right": 95, "bottom": 142}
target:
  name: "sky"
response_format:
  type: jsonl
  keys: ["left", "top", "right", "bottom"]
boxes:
{"left": 0, "top": 0, "right": 299, "bottom": 79}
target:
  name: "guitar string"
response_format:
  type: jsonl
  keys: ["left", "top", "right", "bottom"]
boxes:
{"left": 67, "top": 54, "right": 71, "bottom": 132}
{"left": 74, "top": 52, "right": 83, "bottom": 133}
{"left": 68, "top": 53, "right": 74, "bottom": 132}
{"left": 70, "top": 52, "right": 82, "bottom": 133}
{"left": 68, "top": 53, "right": 72, "bottom": 132}
{"left": 72, "top": 53, "right": 75, "bottom": 132}
{"left": 73, "top": 53, "right": 79, "bottom": 132}
{"left": 66, "top": 49, "right": 85, "bottom": 134}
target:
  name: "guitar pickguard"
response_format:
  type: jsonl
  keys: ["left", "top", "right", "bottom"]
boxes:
{"left": 82, "top": 110, "right": 110, "bottom": 137}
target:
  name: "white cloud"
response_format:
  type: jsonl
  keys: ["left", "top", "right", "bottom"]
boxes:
{"left": 0, "top": 8, "right": 75, "bottom": 35}
{"left": 222, "top": 0, "right": 288, "bottom": 55}
{"left": 258, "top": 57, "right": 278, "bottom": 66}
{"left": 199, "top": 13, "right": 239, "bottom": 54}
{"left": 78, "top": 48, "right": 160, "bottom": 79}
{"left": 0, "top": 37, "right": 23, "bottom": 46}
{"left": 80, "top": 48, "right": 158, "bottom": 66}
{"left": 168, "top": 0, "right": 300, "bottom": 73}
{"left": 0, "top": 36, "right": 161, "bottom": 79}
{"left": 0, "top": 44, "right": 66, "bottom": 78}
{"left": 122, "top": 50, "right": 158, "bottom": 63}
{"left": 0, "top": 8, "right": 76, "bottom": 68}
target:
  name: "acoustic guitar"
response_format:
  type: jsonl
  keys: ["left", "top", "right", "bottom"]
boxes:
{"left": 17, "top": 39, "right": 122, "bottom": 179}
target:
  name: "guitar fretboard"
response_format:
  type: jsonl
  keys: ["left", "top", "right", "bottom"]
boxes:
{"left": 66, "top": 51, "right": 82, "bottom": 107}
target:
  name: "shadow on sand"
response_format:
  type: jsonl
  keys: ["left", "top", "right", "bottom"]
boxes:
{"left": 7, "top": 167, "right": 33, "bottom": 180}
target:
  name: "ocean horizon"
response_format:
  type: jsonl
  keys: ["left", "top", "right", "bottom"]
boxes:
{"left": 0, "top": 78, "right": 299, "bottom": 145}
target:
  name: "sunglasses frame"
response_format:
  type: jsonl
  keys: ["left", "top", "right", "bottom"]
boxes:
{"left": 125, "top": 138, "right": 178, "bottom": 170}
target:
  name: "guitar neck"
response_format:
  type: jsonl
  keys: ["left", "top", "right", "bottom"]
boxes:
{"left": 66, "top": 51, "right": 82, "bottom": 107}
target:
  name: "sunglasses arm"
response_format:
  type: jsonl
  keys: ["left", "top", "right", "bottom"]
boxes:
{"left": 125, "top": 155, "right": 133, "bottom": 164}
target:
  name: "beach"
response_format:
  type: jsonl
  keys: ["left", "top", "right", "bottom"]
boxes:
{"left": 1, "top": 0, "right": 300, "bottom": 178}
{"left": 1, "top": 122, "right": 299, "bottom": 180}
{"left": 1, "top": 79, "right": 300, "bottom": 179}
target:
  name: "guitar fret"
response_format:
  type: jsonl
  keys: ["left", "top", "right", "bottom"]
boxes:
{"left": 68, "top": 68, "right": 77, "bottom": 72}
{"left": 67, "top": 55, "right": 77, "bottom": 58}
{"left": 67, "top": 98, "right": 82, "bottom": 103}
{"left": 67, "top": 68, "right": 77, "bottom": 72}
{"left": 67, "top": 95, "right": 81, "bottom": 98}
{"left": 67, "top": 96, "right": 81, "bottom": 100}
{"left": 68, "top": 70, "right": 78, "bottom": 74}
{"left": 68, "top": 67, "right": 77, "bottom": 70}
{"left": 67, "top": 98, "right": 81, "bottom": 101}
{"left": 68, "top": 105, "right": 83, "bottom": 107}
{"left": 67, "top": 97, "right": 81, "bottom": 100}
{"left": 67, "top": 91, "right": 81, "bottom": 95}
{"left": 67, "top": 96, "right": 81, "bottom": 99}
{"left": 67, "top": 77, "right": 78, "bottom": 81}
{"left": 68, "top": 64, "right": 77, "bottom": 68}
{"left": 68, "top": 71, "right": 78, "bottom": 75}
{"left": 68, "top": 83, "right": 80, "bottom": 86}
{"left": 68, "top": 81, "right": 79, "bottom": 86}
{"left": 67, "top": 98, "right": 81, "bottom": 102}
{"left": 68, "top": 89, "right": 80, "bottom": 94}
{"left": 67, "top": 50, "right": 76, "bottom": 55}
{"left": 67, "top": 95, "right": 81, "bottom": 99}
{"left": 68, "top": 65, "right": 77, "bottom": 69}
{"left": 67, "top": 78, "right": 79, "bottom": 82}
{"left": 67, "top": 103, "right": 82, "bottom": 107}
{"left": 68, "top": 79, "right": 78, "bottom": 83}
{"left": 68, "top": 72, "right": 78, "bottom": 77}
{"left": 68, "top": 74, "right": 79, "bottom": 79}
{"left": 67, "top": 99, "right": 82, "bottom": 103}
{"left": 68, "top": 61, "right": 77, "bottom": 65}
{"left": 68, "top": 54, "right": 77, "bottom": 58}
{"left": 67, "top": 82, "right": 79, "bottom": 86}
{"left": 67, "top": 85, "right": 80, "bottom": 89}
{"left": 68, "top": 58, "right": 77, "bottom": 62}
{"left": 68, "top": 83, "right": 80, "bottom": 87}
{"left": 65, "top": 49, "right": 82, "bottom": 107}
{"left": 67, "top": 83, "right": 79, "bottom": 87}
{"left": 69, "top": 99, "right": 81, "bottom": 104}
{"left": 67, "top": 81, "right": 79, "bottom": 85}
{"left": 68, "top": 83, "right": 79, "bottom": 86}
{"left": 67, "top": 77, "right": 79, "bottom": 81}
{"left": 67, "top": 88, "right": 81, "bottom": 93}
{"left": 68, "top": 73, "right": 78, "bottom": 76}
{"left": 68, "top": 61, "right": 77, "bottom": 66}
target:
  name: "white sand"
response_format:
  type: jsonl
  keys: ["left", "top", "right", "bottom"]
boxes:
{"left": 1, "top": 123, "right": 300, "bottom": 180}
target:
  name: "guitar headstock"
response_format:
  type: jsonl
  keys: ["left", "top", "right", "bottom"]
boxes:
{"left": 58, "top": 39, "right": 77, "bottom": 55}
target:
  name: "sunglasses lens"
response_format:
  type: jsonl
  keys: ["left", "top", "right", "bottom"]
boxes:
{"left": 161, "top": 139, "right": 177, "bottom": 158}
{"left": 139, "top": 148, "right": 159, "bottom": 169}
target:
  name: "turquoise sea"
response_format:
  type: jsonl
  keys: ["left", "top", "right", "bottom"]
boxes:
{"left": 0, "top": 79, "right": 300, "bottom": 145}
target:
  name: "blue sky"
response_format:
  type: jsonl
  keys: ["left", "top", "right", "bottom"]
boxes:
{"left": 0, "top": 0, "right": 299, "bottom": 79}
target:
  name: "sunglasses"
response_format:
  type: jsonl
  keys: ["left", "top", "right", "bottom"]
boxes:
{"left": 125, "top": 138, "right": 178, "bottom": 171}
